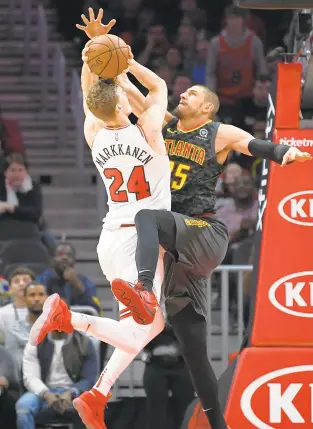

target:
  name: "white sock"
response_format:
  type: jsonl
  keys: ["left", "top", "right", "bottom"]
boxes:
{"left": 93, "top": 309, "right": 165, "bottom": 396}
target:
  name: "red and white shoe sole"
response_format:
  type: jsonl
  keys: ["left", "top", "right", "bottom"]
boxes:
{"left": 29, "top": 293, "right": 60, "bottom": 346}
{"left": 111, "top": 279, "right": 156, "bottom": 325}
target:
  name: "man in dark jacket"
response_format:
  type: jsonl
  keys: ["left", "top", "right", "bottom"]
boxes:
{"left": 0, "top": 345, "right": 20, "bottom": 429}
{"left": 37, "top": 241, "right": 101, "bottom": 313}
{"left": 16, "top": 330, "right": 98, "bottom": 429}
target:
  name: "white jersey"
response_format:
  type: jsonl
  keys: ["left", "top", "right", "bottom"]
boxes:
{"left": 92, "top": 124, "right": 171, "bottom": 229}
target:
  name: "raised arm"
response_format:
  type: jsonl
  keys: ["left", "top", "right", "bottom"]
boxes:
{"left": 126, "top": 58, "right": 167, "bottom": 154}
{"left": 76, "top": 8, "right": 174, "bottom": 126}
{"left": 81, "top": 43, "right": 104, "bottom": 148}
{"left": 218, "top": 123, "right": 312, "bottom": 166}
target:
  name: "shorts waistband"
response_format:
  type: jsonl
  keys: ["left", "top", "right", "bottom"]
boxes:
{"left": 191, "top": 212, "right": 214, "bottom": 218}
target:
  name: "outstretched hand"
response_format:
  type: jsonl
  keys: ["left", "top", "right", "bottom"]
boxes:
{"left": 281, "top": 147, "right": 312, "bottom": 166}
{"left": 76, "top": 7, "right": 116, "bottom": 39}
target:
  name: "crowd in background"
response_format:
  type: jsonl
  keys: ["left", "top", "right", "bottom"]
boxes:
{"left": 0, "top": 0, "right": 295, "bottom": 428}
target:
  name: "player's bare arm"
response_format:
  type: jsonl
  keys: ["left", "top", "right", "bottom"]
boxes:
{"left": 80, "top": 41, "right": 105, "bottom": 148}
{"left": 126, "top": 56, "right": 168, "bottom": 155}
{"left": 76, "top": 8, "right": 174, "bottom": 127}
{"left": 217, "top": 123, "right": 312, "bottom": 166}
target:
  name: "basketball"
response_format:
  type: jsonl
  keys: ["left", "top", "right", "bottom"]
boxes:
{"left": 86, "top": 34, "right": 130, "bottom": 79}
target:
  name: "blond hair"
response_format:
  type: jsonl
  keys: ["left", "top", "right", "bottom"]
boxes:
{"left": 86, "top": 79, "right": 118, "bottom": 118}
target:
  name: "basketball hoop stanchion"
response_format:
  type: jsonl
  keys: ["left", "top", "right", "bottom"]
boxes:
{"left": 216, "top": 50, "right": 313, "bottom": 429}
{"left": 183, "top": 3, "right": 313, "bottom": 426}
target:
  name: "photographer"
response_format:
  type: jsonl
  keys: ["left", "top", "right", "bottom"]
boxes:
{"left": 37, "top": 241, "right": 100, "bottom": 313}
{"left": 142, "top": 315, "right": 194, "bottom": 429}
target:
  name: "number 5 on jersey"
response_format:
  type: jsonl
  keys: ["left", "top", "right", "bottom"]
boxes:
{"left": 104, "top": 165, "right": 151, "bottom": 203}
{"left": 170, "top": 161, "right": 191, "bottom": 190}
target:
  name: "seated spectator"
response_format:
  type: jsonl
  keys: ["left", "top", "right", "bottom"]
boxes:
{"left": 0, "top": 153, "right": 42, "bottom": 226}
{"left": 243, "top": 74, "right": 272, "bottom": 134}
{"left": 37, "top": 241, "right": 100, "bottom": 313}
{"left": 176, "top": 24, "right": 197, "bottom": 72}
{"left": 216, "top": 175, "right": 258, "bottom": 248}
{"left": 216, "top": 162, "right": 244, "bottom": 200}
{"left": 166, "top": 47, "right": 184, "bottom": 74}
{"left": 0, "top": 345, "right": 20, "bottom": 429}
{"left": 168, "top": 74, "right": 193, "bottom": 112}
{"left": 137, "top": 24, "right": 170, "bottom": 70}
{"left": 142, "top": 315, "right": 194, "bottom": 429}
{"left": 0, "top": 267, "right": 35, "bottom": 344}
{"left": 16, "top": 330, "right": 97, "bottom": 429}
{"left": 191, "top": 39, "right": 210, "bottom": 85}
{"left": 5, "top": 281, "right": 47, "bottom": 371}
{"left": 155, "top": 66, "right": 175, "bottom": 94}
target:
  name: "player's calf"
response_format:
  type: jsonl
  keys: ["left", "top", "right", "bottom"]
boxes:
{"left": 111, "top": 279, "right": 159, "bottom": 325}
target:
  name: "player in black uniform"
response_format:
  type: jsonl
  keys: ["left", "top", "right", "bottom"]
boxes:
{"left": 77, "top": 11, "right": 312, "bottom": 429}
{"left": 110, "top": 81, "right": 311, "bottom": 429}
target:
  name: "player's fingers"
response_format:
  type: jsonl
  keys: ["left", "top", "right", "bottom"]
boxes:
{"left": 281, "top": 153, "right": 288, "bottom": 167}
{"left": 89, "top": 7, "right": 95, "bottom": 21}
{"left": 76, "top": 24, "right": 86, "bottom": 31}
{"left": 81, "top": 14, "right": 89, "bottom": 25}
{"left": 96, "top": 8, "right": 103, "bottom": 21}
{"left": 107, "top": 19, "right": 116, "bottom": 30}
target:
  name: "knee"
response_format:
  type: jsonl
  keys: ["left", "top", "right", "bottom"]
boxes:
{"left": 134, "top": 209, "right": 155, "bottom": 225}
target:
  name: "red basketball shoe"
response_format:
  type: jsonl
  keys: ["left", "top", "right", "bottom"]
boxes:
{"left": 73, "top": 389, "right": 112, "bottom": 429}
{"left": 111, "top": 279, "right": 159, "bottom": 325}
{"left": 29, "top": 293, "right": 74, "bottom": 346}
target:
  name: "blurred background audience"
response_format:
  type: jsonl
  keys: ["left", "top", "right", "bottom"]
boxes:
{"left": 0, "top": 0, "right": 297, "bottom": 427}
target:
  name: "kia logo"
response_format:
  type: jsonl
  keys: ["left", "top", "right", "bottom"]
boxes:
{"left": 278, "top": 190, "right": 313, "bottom": 226}
{"left": 268, "top": 271, "right": 313, "bottom": 318}
{"left": 241, "top": 365, "right": 313, "bottom": 429}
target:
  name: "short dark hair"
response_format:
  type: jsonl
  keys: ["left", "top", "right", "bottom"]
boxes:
{"left": 24, "top": 280, "right": 47, "bottom": 296}
{"left": 196, "top": 85, "right": 220, "bottom": 114}
{"left": 225, "top": 5, "right": 248, "bottom": 18}
{"left": 55, "top": 241, "right": 76, "bottom": 258}
{"left": 256, "top": 74, "right": 272, "bottom": 83}
{"left": 5, "top": 152, "right": 28, "bottom": 171}
{"left": 8, "top": 266, "right": 36, "bottom": 285}
{"left": 86, "top": 79, "right": 119, "bottom": 118}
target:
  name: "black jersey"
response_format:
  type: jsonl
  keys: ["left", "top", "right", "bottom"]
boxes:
{"left": 162, "top": 117, "right": 225, "bottom": 217}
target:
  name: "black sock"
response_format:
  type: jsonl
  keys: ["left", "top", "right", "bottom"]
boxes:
{"left": 138, "top": 270, "right": 154, "bottom": 291}
{"left": 135, "top": 210, "right": 160, "bottom": 292}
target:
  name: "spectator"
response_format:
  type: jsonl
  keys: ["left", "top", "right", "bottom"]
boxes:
{"left": 216, "top": 175, "right": 258, "bottom": 247}
{"left": 137, "top": 24, "right": 170, "bottom": 70}
{"left": 0, "top": 267, "right": 35, "bottom": 344}
{"left": 0, "top": 153, "right": 42, "bottom": 226}
{"left": 5, "top": 281, "right": 47, "bottom": 371}
{"left": 0, "top": 345, "right": 20, "bottom": 429}
{"left": 206, "top": 5, "right": 267, "bottom": 127}
{"left": 16, "top": 330, "right": 97, "bottom": 429}
{"left": 37, "top": 241, "right": 100, "bottom": 313}
{"left": 216, "top": 162, "right": 243, "bottom": 200}
{"left": 155, "top": 66, "right": 175, "bottom": 94}
{"left": 191, "top": 39, "right": 210, "bottom": 85}
{"left": 176, "top": 24, "right": 197, "bottom": 72}
{"left": 142, "top": 317, "right": 194, "bottom": 429}
{"left": 168, "top": 74, "right": 193, "bottom": 112}
{"left": 166, "top": 47, "right": 184, "bottom": 73}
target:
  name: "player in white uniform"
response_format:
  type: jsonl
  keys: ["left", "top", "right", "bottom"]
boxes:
{"left": 28, "top": 40, "right": 171, "bottom": 429}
